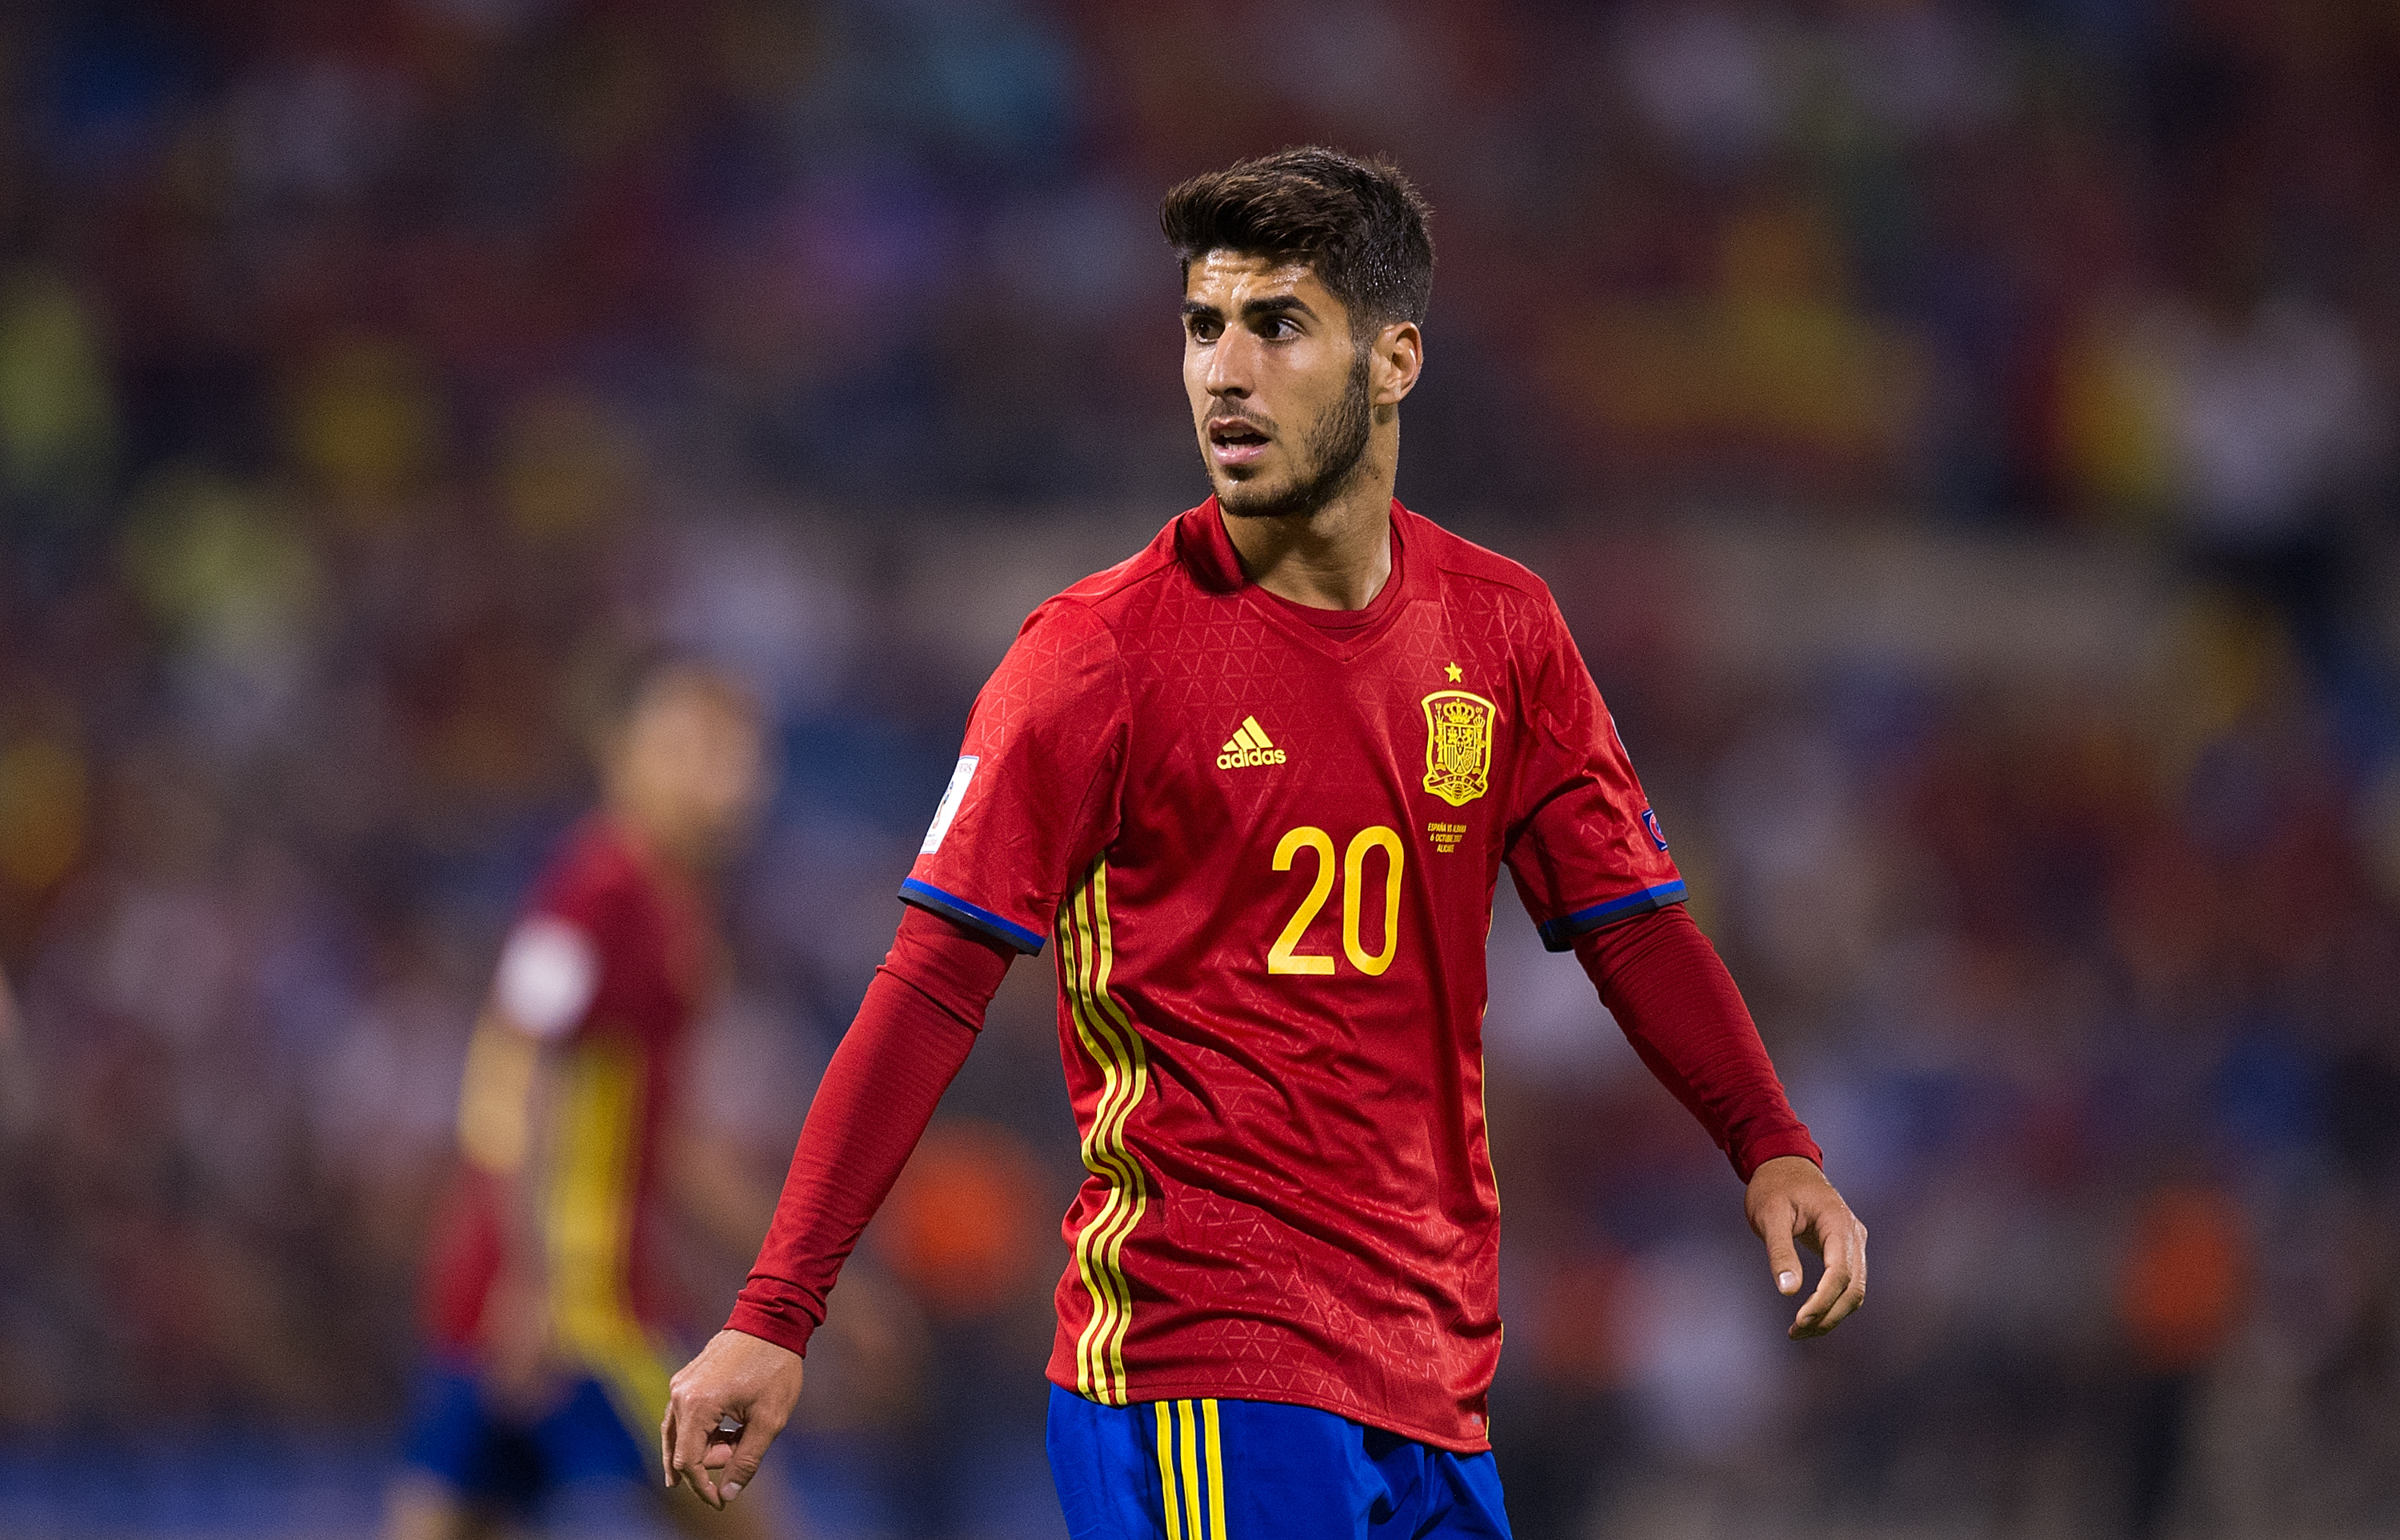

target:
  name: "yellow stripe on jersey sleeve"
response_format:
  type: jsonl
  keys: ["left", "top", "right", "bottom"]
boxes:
{"left": 1059, "top": 883, "right": 1125, "bottom": 1402}
{"left": 1058, "top": 860, "right": 1150, "bottom": 1406}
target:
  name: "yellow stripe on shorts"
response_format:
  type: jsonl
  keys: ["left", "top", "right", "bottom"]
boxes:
{"left": 1155, "top": 1402, "right": 1182, "bottom": 1539}
{"left": 1154, "top": 1398, "right": 1227, "bottom": 1539}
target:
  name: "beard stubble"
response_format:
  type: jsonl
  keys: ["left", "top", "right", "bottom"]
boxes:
{"left": 1214, "top": 350, "right": 1374, "bottom": 522}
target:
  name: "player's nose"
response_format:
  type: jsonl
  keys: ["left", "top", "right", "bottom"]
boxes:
{"left": 1203, "top": 330, "right": 1254, "bottom": 397}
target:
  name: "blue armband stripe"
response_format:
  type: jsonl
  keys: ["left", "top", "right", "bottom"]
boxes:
{"left": 1535, "top": 881, "right": 1689, "bottom": 951}
{"left": 898, "top": 878, "right": 1047, "bottom": 955}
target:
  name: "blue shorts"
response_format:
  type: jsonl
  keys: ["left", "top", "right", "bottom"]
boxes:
{"left": 1046, "top": 1385, "right": 1513, "bottom": 1540}
{"left": 400, "top": 1362, "right": 650, "bottom": 1514}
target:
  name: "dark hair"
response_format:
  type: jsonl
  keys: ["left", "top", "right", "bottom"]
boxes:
{"left": 574, "top": 644, "right": 758, "bottom": 750}
{"left": 1160, "top": 147, "right": 1434, "bottom": 338}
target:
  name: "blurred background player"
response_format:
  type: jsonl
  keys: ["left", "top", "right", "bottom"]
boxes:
{"left": 386, "top": 659, "right": 791, "bottom": 1540}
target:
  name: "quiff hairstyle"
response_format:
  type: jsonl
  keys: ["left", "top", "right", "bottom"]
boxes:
{"left": 1160, "top": 147, "right": 1434, "bottom": 339}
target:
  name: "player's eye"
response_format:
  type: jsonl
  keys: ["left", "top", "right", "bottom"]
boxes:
{"left": 1258, "top": 317, "right": 1298, "bottom": 340}
{"left": 1187, "top": 318, "right": 1220, "bottom": 342}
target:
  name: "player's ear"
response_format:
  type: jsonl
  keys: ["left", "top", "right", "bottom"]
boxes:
{"left": 1370, "top": 320, "right": 1422, "bottom": 407}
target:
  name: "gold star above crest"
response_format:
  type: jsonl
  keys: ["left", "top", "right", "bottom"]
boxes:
{"left": 1445, "top": 662, "right": 1463, "bottom": 682}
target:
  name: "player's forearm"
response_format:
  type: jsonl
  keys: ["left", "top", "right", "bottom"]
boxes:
{"left": 728, "top": 906, "right": 1009, "bottom": 1354}
{"left": 1574, "top": 906, "right": 1820, "bottom": 1181}
{"left": 727, "top": 970, "right": 977, "bottom": 1353}
{"left": 457, "top": 1014, "right": 561, "bottom": 1288}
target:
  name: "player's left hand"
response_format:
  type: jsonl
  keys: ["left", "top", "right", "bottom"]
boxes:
{"left": 662, "top": 1329, "right": 804, "bottom": 1510}
{"left": 1744, "top": 1154, "right": 1866, "bottom": 1339}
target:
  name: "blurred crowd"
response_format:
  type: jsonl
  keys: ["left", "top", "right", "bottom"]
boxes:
{"left": 1, "top": 0, "right": 2396, "bottom": 1535}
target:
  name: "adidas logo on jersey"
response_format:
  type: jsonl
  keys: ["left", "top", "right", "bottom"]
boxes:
{"left": 1216, "top": 715, "right": 1286, "bottom": 770}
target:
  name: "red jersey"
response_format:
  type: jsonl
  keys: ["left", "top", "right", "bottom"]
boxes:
{"left": 899, "top": 501, "right": 1685, "bottom": 1451}
{"left": 422, "top": 817, "right": 714, "bottom": 1430}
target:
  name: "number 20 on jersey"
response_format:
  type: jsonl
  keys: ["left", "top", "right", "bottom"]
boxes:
{"left": 1268, "top": 826, "right": 1404, "bottom": 977}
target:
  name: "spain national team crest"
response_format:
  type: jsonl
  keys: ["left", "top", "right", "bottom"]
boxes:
{"left": 1420, "top": 689, "right": 1497, "bottom": 807}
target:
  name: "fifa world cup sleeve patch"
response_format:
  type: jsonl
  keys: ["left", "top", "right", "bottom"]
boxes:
{"left": 921, "top": 756, "right": 978, "bottom": 854}
{"left": 494, "top": 915, "right": 602, "bottom": 1040}
{"left": 902, "top": 598, "right": 1126, "bottom": 958}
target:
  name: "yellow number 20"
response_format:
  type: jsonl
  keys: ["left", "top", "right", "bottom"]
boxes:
{"left": 1268, "top": 825, "right": 1405, "bottom": 977}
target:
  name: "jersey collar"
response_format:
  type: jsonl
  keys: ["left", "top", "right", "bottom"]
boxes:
{"left": 1178, "top": 496, "right": 1249, "bottom": 594}
{"left": 1176, "top": 495, "right": 1422, "bottom": 660}
{"left": 1178, "top": 495, "right": 1413, "bottom": 598}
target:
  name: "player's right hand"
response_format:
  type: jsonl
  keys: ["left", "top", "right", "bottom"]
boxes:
{"left": 479, "top": 1267, "right": 561, "bottom": 1418}
{"left": 1744, "top": 1154, "right": 1867, "bottom": 1339}
{"left": 662, "top": 1329, "right": 805, "bottom": 1510}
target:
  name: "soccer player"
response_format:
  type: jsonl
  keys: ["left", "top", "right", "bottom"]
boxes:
{"left": 387, "top": 660, "right": 793, "bottom": 1540}
{"left": 663, "top": 149, "right": 1866, "bottom": 1537}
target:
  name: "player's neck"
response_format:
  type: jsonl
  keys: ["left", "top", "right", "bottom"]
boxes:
{"left": 1219, "top": 473, "right": 1397, "bottom": 612}
{"left": 603, "top": 798, "right": 704, "bottom": 879}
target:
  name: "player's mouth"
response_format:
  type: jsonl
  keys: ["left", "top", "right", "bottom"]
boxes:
{"left": 1206, "top": 416, "right": 1273, "bottom": 470}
